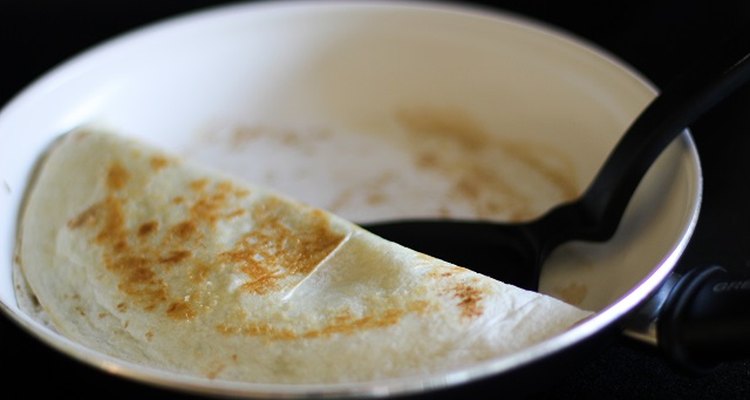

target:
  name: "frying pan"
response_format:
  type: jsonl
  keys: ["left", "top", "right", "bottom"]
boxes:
{"left": 0, "top": 1, "right": 746, "bottom": 398}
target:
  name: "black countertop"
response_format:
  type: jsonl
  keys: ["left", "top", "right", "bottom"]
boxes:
{"left": 2, "top": 1, "right": 749, "bottom": 398}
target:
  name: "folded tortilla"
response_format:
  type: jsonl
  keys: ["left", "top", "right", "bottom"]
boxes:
{"left": 18, "top": 130, "right": 590, "bottom": 384}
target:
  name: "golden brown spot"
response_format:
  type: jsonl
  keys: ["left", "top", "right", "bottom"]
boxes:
{"left": 172, "top": 196, "right": 185, "bottom": 204}
{"left": 231, "top": 354, "right": 238, "bottom": 362}
{"left": 145, "top": 330, "right": 155, "bottom": 341}
{"left": 234, "top": 189, "right": 250, "bottom": 198}
{"left": 450, "top": 283, "right": 484, "bottom": 319}
{"left": 67, "top": 204, "right": 100, "bottom": 229}
{"left": 216, "top": 181, "right": 234, "bottom": 193}
{"left": 224, "top": 209, "right": 247, "bottom": 219}
{"left": 113, "top": 239, "right": 128, "bottom": 253}
{"left": 303, "top": 309, "right": 404, "bottom": 339}
{"left": 216, "top": 304, "right": 423, "bottom": 342}
{"left": 189, "top": 178, "right": 208, "bottom": 192}
{"left": 149, "top": 156, "right": 170, "bottom": 171}
{"left": 137, "top": 221, "right": 158, "bottom": 237}
{"left": 239, "top": 271, "right": 279, "bottom": 295}
{"left": 116, "top": 302, "right": 128, "bottom": 312}
{"left": 190, "top": 263, "right": 211, "bottom": 284}
{"left": 94, "top": 196, "right": 126, "bottom": 245}
{"left": 106, "top": 162, "right": 130, "bottom": 191}
{"left": 408, "top": 300, "right": 431, "bottom": 314}
{"left": 190, "top": 195, "right": 228, "bottom": 225}
{"left": 166, "top": 300, "right": 196, "bottom": 320}
{"left": 241, "top": 323, "right": 297, "bottom": 340}
{"left": 219, "top": 198, "right": 345, "bottom": 295}
{"left": 216, "top": 324, "right": 239, "bottom": 336}
{"left": 158, "top": 250, "right": 192, "bottom": 264}
{"left": 428, "top": 269, "right": 457, "bottom": 279}
{"left": 98, "top": 312, "right": 107, "bottom": 319}
{"left": 75, "top": 306, "right": 86, "bottom": 316}
{"left": 106, "top": 254, "right": 168, "bottom": 311}
{"left": 170, "top": 220, "right": 197, "bottom": 240}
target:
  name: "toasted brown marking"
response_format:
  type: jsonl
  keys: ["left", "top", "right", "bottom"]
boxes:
{"left": 304, "top": 309, "right": 404, "bottom": 338}
{"left": 74, "top": 151, "right": 354, "bottom": 326}
{"left": 216, "top": 324, "right": 239, "bottom": 336}
{"left": 224, "top": 209, "right": 247, "bottom": 219}
{"left": 159, "top": 250, "right": 192, "bottom": 264}
{"left": 216, "top": 181, "right": 234, "bottom": 193}
{"left": 94, "top": 196, "right": 126, "bottom": 245}
{"left": 189, "top": 178, "right": 209, "bottom": 192}
{"left": 170, "top": 220, "right": 197, "bottom": 240}
{"left": 137, "top": 221, "right": 158, "bottom": 237}
{"left": 190, "top": 195, "right": 228, "bottom": 225}
{"left": 149, "top": 156, "right": 170, "bottom": 171}
{"left": 145, "top": 330, "right": 155, "bottom": 341}
{"left": 231, "top": 354, "right": 239, "bottom": 362}
{"left": 68, "top": 204, "right": 100, "bottom": 229}
{"left": 428, "top": 269, "right": 456, "bottom": 279}
{"left": 243, "top": 323, "right": 297, "bottom": 340}
{"left": 166, "top": 300, "right": 196, "bottom": 321}
{"left": 98, "top": 312, "right": 107, "bottom": 319}
{"left": 450, "top": 283, "right": 484, "bottom": 319}
{"left": 113, "top": 239, "right": 128, "bottom": 253}
{"left": 190, "top": 263, "right": 211, "bottom": 284}
{"left": 106, "top": 162, "right": 130, "bottom": 191}
{"left": 218, "top": 197, "right": 345, "bottom": 295}
{"left": 215, "top": 301, "right": 429, "bottom": 341}
{"left": 106, "top": 253, "right": 168, "bottom": 311}
{"left": 234, "top": 189, "right": 250, "bottom": 198}
{"left": 240, "top": 271, "right": 279, "bottom": 295}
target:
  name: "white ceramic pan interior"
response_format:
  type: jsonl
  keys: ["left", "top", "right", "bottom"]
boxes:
{"left": 0, "top": 1, "right": 700, "bottom": 397}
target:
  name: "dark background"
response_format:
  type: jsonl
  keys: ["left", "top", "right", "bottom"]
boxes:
{"left": 2, "top": 1, "right": 749, "bottom": 398}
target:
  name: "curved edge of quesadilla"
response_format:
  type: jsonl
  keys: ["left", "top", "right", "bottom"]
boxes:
{"left": 17, "top": 128, "right": 592, "bottom": 384}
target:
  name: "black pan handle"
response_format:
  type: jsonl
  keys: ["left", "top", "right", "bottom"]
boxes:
{"left": 657, "top": 265, "right": 750, "bottom": 373}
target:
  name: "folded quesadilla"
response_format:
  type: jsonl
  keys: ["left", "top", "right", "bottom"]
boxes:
{"left": 17, "top": 130, "right": 590, "bottom": 384}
